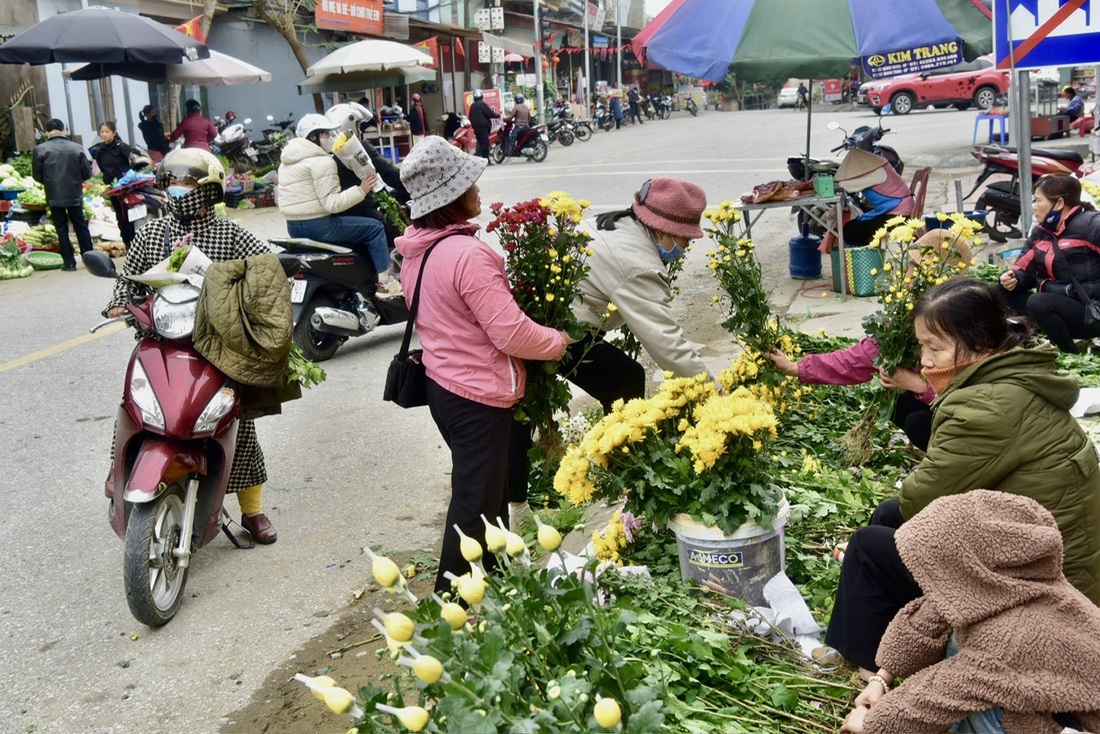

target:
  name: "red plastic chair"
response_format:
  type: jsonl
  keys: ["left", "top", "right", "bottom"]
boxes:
{"left": 909, "top": 167, "right": 931, "bottom": 219}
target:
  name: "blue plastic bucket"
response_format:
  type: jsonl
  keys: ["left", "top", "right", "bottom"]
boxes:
{"left": 788, "top": 233, "right": 822, "bottom": 279}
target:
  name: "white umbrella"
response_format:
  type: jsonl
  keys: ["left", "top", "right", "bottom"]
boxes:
{"left": 67, "top": 49, "right": 271, "bottom": 86}
{"left": 306, "top": 39, "right": 433, "bottom": 77}
{"left": 297, "top": 65, "right": 436, "bottom": 94}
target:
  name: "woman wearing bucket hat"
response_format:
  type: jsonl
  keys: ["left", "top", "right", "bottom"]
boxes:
{"left": 834, "top": 148, "right": 914, "bottom": 248}
{"left": 395, "top": 137, "right": 569, "bottom": 593}
{"left": 278, "top": 113, "right": 401, "bottom": 296}
{"left": 507, "top": 177, "right": 714, "bottom": 528}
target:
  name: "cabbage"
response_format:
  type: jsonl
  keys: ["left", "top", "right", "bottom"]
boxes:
{"left": 0, "top": 177, "right": 22, "bottom": 189}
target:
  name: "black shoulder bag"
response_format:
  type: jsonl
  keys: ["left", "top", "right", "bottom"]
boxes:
{"left": 383, "top": 241, "right": 441, "bottom": 408}
{"left": 1047, "top": 236, "right": 1100, "bottom": 336}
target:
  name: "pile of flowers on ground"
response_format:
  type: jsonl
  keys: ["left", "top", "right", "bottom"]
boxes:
{"left": 488, "top": 192, "right": 594, "bottom": 431}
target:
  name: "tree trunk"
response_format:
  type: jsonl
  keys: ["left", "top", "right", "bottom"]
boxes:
{"left": 200, "top": 0, "right": 217, "bottom": 39}
{"left": 253, "top": 2, "right": 324, "bottom": 112}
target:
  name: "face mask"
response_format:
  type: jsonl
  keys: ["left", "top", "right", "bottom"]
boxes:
{"left": 659, "top": 244, "right": 685, "bottom": 262}
{"left": 319, "top": 135, "right": 334, "bottom": 153}
{"left": 167, "top": 186, "right": 193, "bottom": 199}
{"left": 1041, "top": 208, "right": 1062, "bottom": 229}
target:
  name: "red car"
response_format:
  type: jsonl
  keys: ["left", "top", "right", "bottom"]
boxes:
{"left": 862, "top": 55, "right": 1009, "bottom": 116}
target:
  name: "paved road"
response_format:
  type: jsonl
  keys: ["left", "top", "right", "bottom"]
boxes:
{"left": 0, "top": 105, "right": 1000, "bottom": 732}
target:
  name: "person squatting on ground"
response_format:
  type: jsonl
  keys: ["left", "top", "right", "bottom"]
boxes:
{"left": 503, "top": 95, "right": 531, "bottom": 157}
{"left": 507, "top": 177, "right": 713, "bottom": 528}
{"left": 93, "top": 120, "right": 138, "bottom": 251}
{"left": 170, "top": 99, "right": 218, "bottom": 152}
{"left": 278, "top": 114, "right": 401, "bottom": 296}
{"left": 999, "top": 174, "right": 1100, "bottom": 353}
{"left": 839, "top": 490, "right": 1100, "bottom": 734}
{"left": 824, "top": 278, "right": 1100, "bottom": 677}
{"left": 394, "top": 137, "right": 569, "bottom": 593}
{"left": 770, "top": 229, "right": 974, "bottom": 452}
{"left": 467, "top": 89, "right": 499, "bottom": 160}
{"left": 32, "top": 119, "right": 94, "bottom": 271}
{"left": 833, "top": 148, "right": 915, "bottom": 248}
{"left": 102, "top": 148, "right": 280, "bottom": 543}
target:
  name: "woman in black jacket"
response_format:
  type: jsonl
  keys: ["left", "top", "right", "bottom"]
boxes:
{"left": 94, "top": 120, "right": 137, "bottom": 248}
{"left": 999, "top": 174, "right": 1100, "bottom": 352}
{"left": 137, "top": 105, "right": 170, "bottom": 162}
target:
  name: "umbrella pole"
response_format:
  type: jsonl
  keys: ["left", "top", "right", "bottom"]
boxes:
{"left": 804, "top": 79, "right": 813, "bottom": 185}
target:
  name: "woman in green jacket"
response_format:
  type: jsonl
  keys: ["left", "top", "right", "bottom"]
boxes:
{"left": 825, "top": 277, "right": 1100, "bottom": 678}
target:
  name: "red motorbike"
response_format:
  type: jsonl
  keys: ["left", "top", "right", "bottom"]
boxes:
{"left": 966, "top": 143, "right": 1085, "bottom": 241}
{"left": 83, "top": 249, "right": 247, "bottom": 627}
{"left": 449, "top": 117, "right": 503, "bottom": 157}
{"left": 490, "top": 120, "right": 549, "bottom": 164}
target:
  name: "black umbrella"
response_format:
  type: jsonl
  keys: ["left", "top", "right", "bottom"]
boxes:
{"left": 0, "top": 6, "right": 209, "bottom": 65}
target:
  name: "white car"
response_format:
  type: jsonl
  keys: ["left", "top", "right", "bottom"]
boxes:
{"left": 777, "top": 87, "right": 801, "bottom": 109}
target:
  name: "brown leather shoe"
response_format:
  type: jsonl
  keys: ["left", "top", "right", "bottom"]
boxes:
{"left": 241, "top": 513, "right": 278, "bottom": 544}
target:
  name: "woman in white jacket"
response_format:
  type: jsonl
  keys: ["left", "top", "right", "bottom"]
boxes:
{"left": 278, "top": 114, "right": 400, "bottom": 295}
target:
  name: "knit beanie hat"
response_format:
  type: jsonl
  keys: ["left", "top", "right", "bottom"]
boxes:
{"left": 631, "top": 177, "right": 707, "bottom": 239}
{"left": 401, "top": 136, "right": 487, "bottom": 219}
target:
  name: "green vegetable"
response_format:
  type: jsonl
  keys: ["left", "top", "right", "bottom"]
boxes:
{"left": 17, "top": 186, "right": 46, "bottom": 206}
{"left": 166, "top": 246, "right": 190, "bottom": 273}
{"left": 285, "top": 344, "right": 326, "bottom": 388}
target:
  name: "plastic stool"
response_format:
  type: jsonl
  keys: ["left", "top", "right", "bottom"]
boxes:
{"left": 973, "top": 113, "right": 1007, "bottom": 145}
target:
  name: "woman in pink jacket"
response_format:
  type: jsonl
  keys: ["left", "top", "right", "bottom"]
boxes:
{"left": 396, "top": 138, "right": 568, "bottom": 593}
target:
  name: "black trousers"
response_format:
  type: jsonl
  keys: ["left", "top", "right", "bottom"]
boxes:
{"left": 842, "top": 214, "right": 892, "bottom": 248}
{"left": 891, "top": 391, "right": 931, "bottom": 452}
{"left": 50, "top": 204, "right": 94, "bottom": 268}
{"left": 108, "top": 196, "right": 137, "bottom": 247}
{"left": 506, "top": 335, "right": 646, "bottom": 504}
{"left": 824, "top": 498, "right": 921, "bottom": 671}
{"left": 1001, "top": 285, "right": 1092, "bottom": 353}
{"left": 426, "top": 378, "right": 512, "bottom": 593}
{"left": 473, "top": 127, "right": 490, "bottom": 159}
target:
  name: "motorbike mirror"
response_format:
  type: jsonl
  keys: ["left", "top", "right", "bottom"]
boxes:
{"left": 880, "top": 103, "right": 893, "bottom": 116}
{"left": 243, "top": 118, "right": 253, "bottom": 125}
{"left": 266, "top": 114, "right": 274, "bottom": 121}
{"left": 82, "top": 250, "right": 118, "bottom": 278}
{"left": 825, "top": 121, "right": 841, "bottom": 131}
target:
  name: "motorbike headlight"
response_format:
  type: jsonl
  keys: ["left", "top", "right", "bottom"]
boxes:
{"left": 130, "top": 360, "right": 165, "bottom": 430}
{"left": 153, "top": 284, "right": 198, "bottom": 339}
{"left": 193, "top": 386, "right": 237, "bottom": 434}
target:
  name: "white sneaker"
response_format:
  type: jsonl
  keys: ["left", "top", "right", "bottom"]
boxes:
{"left": 376, "top": 278, "right": 403, "bottom": 299}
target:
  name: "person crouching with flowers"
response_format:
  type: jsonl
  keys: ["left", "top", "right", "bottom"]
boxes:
{"left": 395, "top": 138, "right": 569, "bottom": 593}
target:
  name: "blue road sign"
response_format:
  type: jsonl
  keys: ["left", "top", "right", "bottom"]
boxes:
{"left": 994, "top": 0, "right": 1100, "bottom": 70}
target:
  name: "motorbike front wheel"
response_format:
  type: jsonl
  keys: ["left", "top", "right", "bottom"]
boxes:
{"left": 124, "top": 486, "right": 189, "bottom": 627}
{"left": 598, "top": 118, "right": 614, "bottom": 131}
{"left": 574, "top": 125, "right": 592, "bottom": 141}
{"left": 529, "top": 140, "right": 549, "bottom": 163}
{"left": 294, "top": 294, "right": 342, "bottom": 362}
{"left": 489, "top": 144, "right": 505, "bottom": 165}
{"left": 557, "top": 129, "right": 575, "bottom": 146}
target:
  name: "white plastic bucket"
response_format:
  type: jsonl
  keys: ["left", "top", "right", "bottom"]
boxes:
{"left": 668, "top": 497, "right": 790, "bottom": 605}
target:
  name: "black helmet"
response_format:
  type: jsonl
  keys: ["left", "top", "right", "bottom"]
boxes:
{"left": 473, "top": 89, "right": 484, "bottom": 100}
{"left": 185, "top": 99, "right": 202, "bottom": 114}
{"left": 515, "top": 94, "right": 525, "bottom": 104}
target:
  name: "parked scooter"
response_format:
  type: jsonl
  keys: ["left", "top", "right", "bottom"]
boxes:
{"left": 213, "top": 118, "right": 259, "bottom": 172}
{"left": 271, "top": 238, "right": 409, "bottom": 362}
{"left": 490, "top": 121, "right": 550, "bottom": 164}
{"left": 81, "top": 249, "right": 260, "bottom": 627}
{"left": 545, "top": 116, "right": 575, "bottom": 146}
{"left": 550, "top": 102, "right": 592, "bottom": 141}
{"left": 593, "top": 102, "right": 615, "bottom": 131}
{"left": 965, "top": 143, "right": 1086, "bottom": 241}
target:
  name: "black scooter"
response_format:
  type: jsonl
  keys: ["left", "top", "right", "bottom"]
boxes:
{"left": 271, "top": 238, "right": 408, "bottom": 362}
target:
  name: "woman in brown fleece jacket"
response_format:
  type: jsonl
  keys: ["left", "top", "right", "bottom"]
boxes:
{"left": 841, "top": 490, "right": 1100, "bottom": 734}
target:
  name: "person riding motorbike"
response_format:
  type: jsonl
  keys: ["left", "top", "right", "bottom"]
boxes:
{"left": 324, "top": 102, "right": 411, "bottom": 252}
{"left": 468, "top": 89, "right": 499, "bottom": 161}
{"left": 102, "top": 148, "right": 281, "bottom": 544}
{"left": 278, "top": 114, "right": 401, "bottom": 296}
{"left": 504, "top": 94, "right": 530, "bottom": 157}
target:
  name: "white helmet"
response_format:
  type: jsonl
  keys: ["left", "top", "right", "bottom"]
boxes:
{"left": 325, "top": 102, "right": 373, "bottom": 133}
{"left": 295, "top": 113, "right": 340, "bottom": 141}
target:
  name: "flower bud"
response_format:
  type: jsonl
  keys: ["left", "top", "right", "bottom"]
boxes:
{"left": 377, "top": 704, "right": 431, "bottom": 732}
{"left": 593, "top": 697, "right": 621, "bottom": 728}
{"left": 372, "top": 554, "right": 402, "bottom": 589}
{"left": 505, "top": 530, "right": 527, "bottom": 558}
{"left": 383, "top": 612, "right": 416, "bottom": 643}
{"left": 482, "top": 515, "right": 507, "bottom": 553}
{"left": 412, "top": 655, "right": 444, "bottom": 684}
{"left": 454, "top": 574, "right": 486, "bottom": 605}
{"left": 454, "top": 524, "right": 483, "bottom": 562}
{"left": 323, "top": 686, "right": 356, "bottom": 714}
{"left": 439, "top": 602, "right": 467, "bottom": 630}
{"left": 534, "top": 516, "right": 562, "bottom": 552}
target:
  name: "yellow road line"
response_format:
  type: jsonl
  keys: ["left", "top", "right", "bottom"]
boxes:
{"left": 0, "top": 321, "right": 127, "bottom": 374}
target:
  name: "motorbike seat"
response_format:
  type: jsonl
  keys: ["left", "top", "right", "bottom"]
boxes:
{"left": 269, "top": 238, "right": 355, "bottom": 254}
{"left": 999, "top": 146, "right": 1084, "bottom": 165}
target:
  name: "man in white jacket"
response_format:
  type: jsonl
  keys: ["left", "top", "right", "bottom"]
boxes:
{"left": 277, "top": 114, "right": 400, "bottom": 295}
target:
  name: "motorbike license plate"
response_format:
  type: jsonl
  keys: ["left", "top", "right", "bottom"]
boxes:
{"left": 540, "top": 133, "right": 549, "bottom": 142}
{"left": 290, "top": 279, "right": 307, "bottom": 304}
{"left": 127, "top": 204, "right": 147, "bottom": 222}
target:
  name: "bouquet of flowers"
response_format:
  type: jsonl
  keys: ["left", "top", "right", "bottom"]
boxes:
{"left": 843, "top": 213, "right": 981, "bottom": 460}
{"left": 487, "top": 192, "right": 594, "bottom": 431}
{"left": 554, "top": 375, "right": 780, "bottom": 535}
{"left": 704, "top": 202, "right": 793, "bottom": 387}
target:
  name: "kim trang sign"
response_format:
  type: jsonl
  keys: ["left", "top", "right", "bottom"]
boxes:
{"left": 862, "top": 40, "right": 964, "bottom": 79}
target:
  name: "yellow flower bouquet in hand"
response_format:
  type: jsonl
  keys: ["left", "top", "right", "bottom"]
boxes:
{"left": 554, "top": 375, "right": 780, "bottom": 535}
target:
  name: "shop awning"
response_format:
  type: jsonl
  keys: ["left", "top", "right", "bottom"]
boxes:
{"left": 481, "top": 29, "right": 536, "bottom": 58}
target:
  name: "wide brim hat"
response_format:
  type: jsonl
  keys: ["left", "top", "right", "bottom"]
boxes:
{"left": 908, "top": 228, "right": 973, "bottom": 269}
{"left": 835, "top": 147, "right": 889, "bottom": 191}
{"left": 631, "top": 177, "right": 707, "bottom": 239}
{"left": 401, "top": 136, "right": 487, "bottom": 220}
